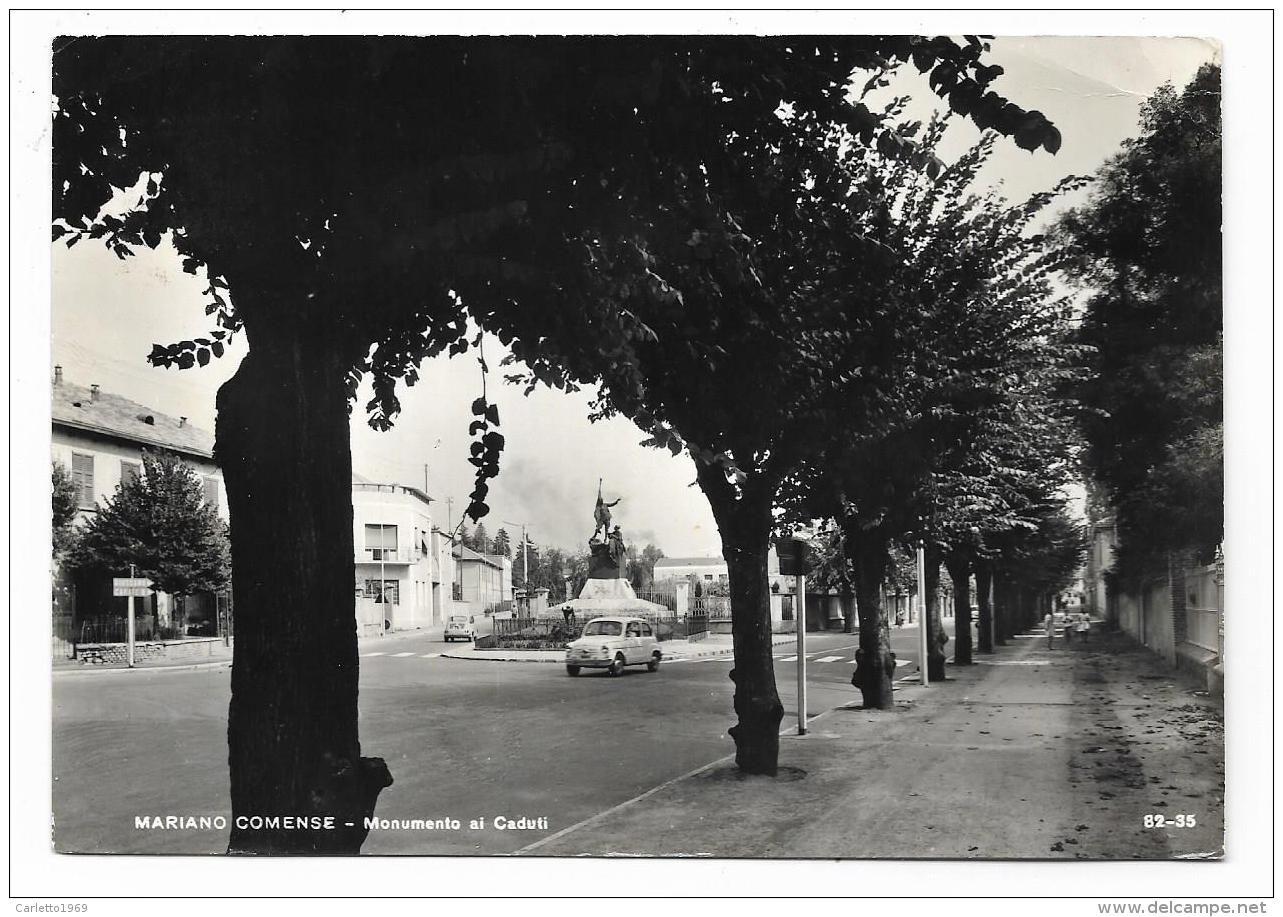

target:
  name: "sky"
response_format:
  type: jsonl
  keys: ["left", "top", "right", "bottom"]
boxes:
{"left": 47, "top": 35, "right": 1219, "bottom": 558}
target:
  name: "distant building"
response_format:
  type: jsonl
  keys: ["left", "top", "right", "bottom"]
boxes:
{"left": 653, "top": 556, "right": 733, "bottom": 586}
{"left": 654, "top": 547, "right": 817, "bottom": 631}
{"left": 51, "top": 369, "right": 227, "bottom": 643}
{"left": 351, "top": 477, "right": 454, "bottom": 637}
{"left": 452, "top": 543, "right": 512, "bottom": 616}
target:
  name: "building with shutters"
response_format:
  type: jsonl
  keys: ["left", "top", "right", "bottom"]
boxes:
{"left": 51, "top": 368, "right": 228, "bottom": 645}
{"left": 351, "top": 476, "right": 455, "bottom": 636}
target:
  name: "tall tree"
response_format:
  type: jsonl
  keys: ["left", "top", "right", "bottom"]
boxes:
{"left": 492, "top": 527, "right": 512, "bottom": 559}
{"left": 1057, "top": 64, "right": 1222, "bottom": 582}
{"left": 626, "top": 542, "right": 665, "bottom": 592}
{"left": 54, "top": 36, "right": 1061, "bottom": 836}
{"left": 782, "top": 123, "right": 1081, "bottom": 699}
{"left": 472, "top": 522, "right": 491, "bottom": 556}
{"left": 69, "top": 451, "right": 231, "bottom": 597}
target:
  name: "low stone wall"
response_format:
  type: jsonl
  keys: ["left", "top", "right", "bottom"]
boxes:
{"left": 75, "top": 637, "right": 231, "bottom": 666}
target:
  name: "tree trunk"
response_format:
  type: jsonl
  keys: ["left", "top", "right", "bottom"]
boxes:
{"left": 841, "top": 591, "right": 856, "bottom": 634}
{"left": 945, "top": 550, "right": 973, "bottom": 666}
{"left": 843, "top": 526, "right": 895, "bottom": 710}
{"left": 696, "top": 464, "right": 782, "bottom": 775}
{"left": 217, "top": 325, "right": 391, "bottom": 854}
{"left": 924, "top": 545, "right": 947, "bottom": 680}
{"left": 975, "top": 561, "right": 994, "bottom": 653}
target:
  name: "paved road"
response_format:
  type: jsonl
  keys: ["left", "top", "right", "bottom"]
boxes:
{"left": 52, "top": 625, "right": 938, "bottom": 855}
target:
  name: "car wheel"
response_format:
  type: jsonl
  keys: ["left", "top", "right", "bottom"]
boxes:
{"left": 647, "top": 652, "right": 661, "bottom": 673}
{"left": 608, "top": 653, "right": 626, "bottom": 677}
{"left": 566, "top": 665, "right": 580, "bottom": 677}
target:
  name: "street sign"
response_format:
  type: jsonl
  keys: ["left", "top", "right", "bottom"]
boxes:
{"left": 775, "top": 536, "right": 813, "bottom": 576}
{"left": 113, "top": 577, "right": 152, "bottom": 597}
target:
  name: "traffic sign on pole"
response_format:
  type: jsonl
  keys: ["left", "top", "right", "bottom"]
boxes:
{"left": 112, "top": 577, "right": 152, "bottom": 597}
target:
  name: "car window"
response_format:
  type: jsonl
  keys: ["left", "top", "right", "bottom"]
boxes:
{"left": 583, "top": 621, "right": 623, "bottom": 636}
{"left": 640, "top": 623, "right": 652, "bottom": 637}
{"left": 626, "top": 622, "right": 642, "bottom": 637}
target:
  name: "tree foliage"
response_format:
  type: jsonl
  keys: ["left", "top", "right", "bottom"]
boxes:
{"left": 70, "top": 450, "right": 231, "bottom": 596}
{"left": 52, "top": 36, "right": 1059, "bottom": 524}
{"left": 777, "top": 123, "right": 1083, "bottom": 569}
{"left": 52, "top": 460, "right": 80, "bottom": 558}
{"left": 1057, "top": 64, "right": 1222, "bottom": 579}
{"left": 626, "top": 543, "right": 666, "bottom": 592}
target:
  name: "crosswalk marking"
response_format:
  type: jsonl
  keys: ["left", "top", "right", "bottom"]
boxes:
{"left": 778, "top": 656, "right": 798, "bottom": 662}
{"left": 420, "top": 653, "right": 441, "bottom": 659}
{"left": 813, "top": 655, "right": 844, "bottom": 663}
{"left": 392, "top": 652, "right": 416, "bottom": 658}
{"left": 361, "top": 652, "right": 386, "bottom": 658}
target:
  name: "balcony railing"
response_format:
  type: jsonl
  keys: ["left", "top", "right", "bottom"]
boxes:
{"left": 359, "top": 548, "right": 415, "bottom": 564}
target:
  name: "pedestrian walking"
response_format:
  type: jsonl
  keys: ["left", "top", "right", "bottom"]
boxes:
{"left": 1044, "top": 610, "right": 1055, "bottom": 649}
{"left": 1076, "top": 612, "right": 1090, "bottom": 643}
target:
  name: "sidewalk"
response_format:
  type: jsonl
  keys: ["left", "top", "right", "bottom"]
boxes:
{"left": 440, "top": 632, "right": 797, "bottom": 664}
{"left": 53, "top": 624, "right": 441, "bottom": 675}
{"left": 53, "top": 640, "right": 234, "bottom": 675}
{"left": 520, "top": 628, "right": 1224, "bottom": 860}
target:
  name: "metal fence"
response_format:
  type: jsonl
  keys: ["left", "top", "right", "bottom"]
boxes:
{"left": 78, "top": 617, "right": 131, "bottom": 644}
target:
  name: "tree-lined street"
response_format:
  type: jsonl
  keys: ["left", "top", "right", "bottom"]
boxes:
{"left": 43, "top": 29, "right": 1230, "bottom": 871}
{"left": 53, "top": 630, "right": 923, "bottom": 855}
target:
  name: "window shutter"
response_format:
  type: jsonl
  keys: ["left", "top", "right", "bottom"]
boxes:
{"left": 71, "top": 453, "right": 94, "bottom": 508}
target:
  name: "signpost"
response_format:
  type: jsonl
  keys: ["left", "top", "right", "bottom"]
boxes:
{"left": 112, "top": 567, "right": 151, "bottom": 668}
{"left": 776, "top": 536, "right": 813, "bottom": 736}
{"left": 916, "top": 540, "right": 929, "bottom": 686}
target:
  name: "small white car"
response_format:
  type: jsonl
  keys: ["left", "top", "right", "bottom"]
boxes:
{"left": 444, "top": 614, "right": 477, "bottom": 642}
{"left": 565, "top": 616, "right": 661, "bottom": 677}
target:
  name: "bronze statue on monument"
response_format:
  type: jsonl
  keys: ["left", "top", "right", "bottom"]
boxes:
{"left": 591, "top": 478, "right": 621, "bottom": 541}
{"left": 587, "top": 481, "right": 626, "bottom": 579}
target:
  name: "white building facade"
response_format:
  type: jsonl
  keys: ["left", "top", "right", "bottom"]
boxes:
{"left": 352, "top": 481, "right": 454, "bottom": 637}
{"left": 653, "top": 547, "right": 800, "bottom": 629}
